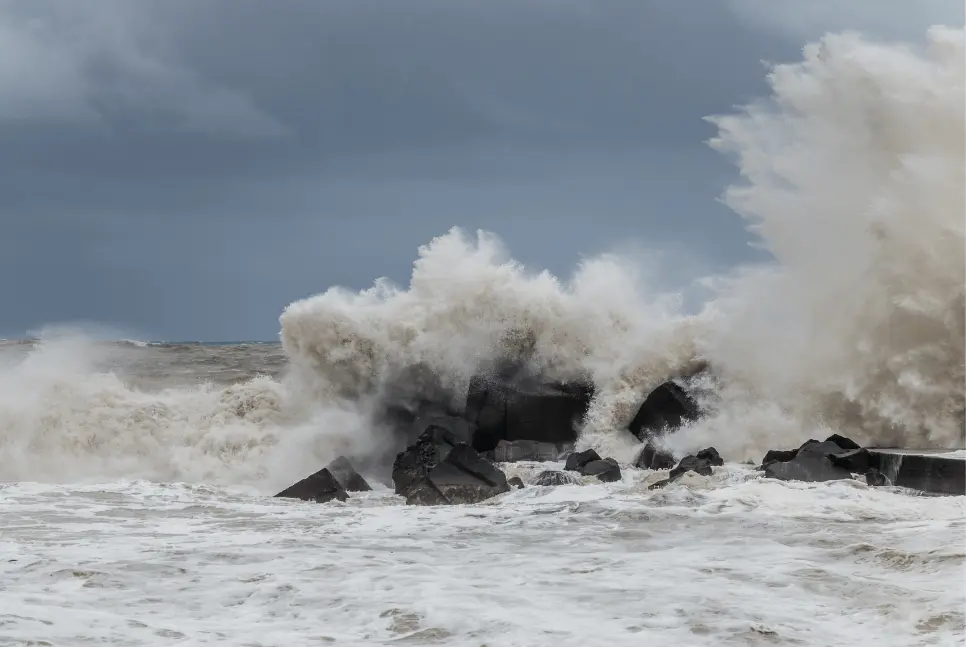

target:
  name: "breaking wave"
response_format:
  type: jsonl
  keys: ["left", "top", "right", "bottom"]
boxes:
{"left": 0, "top": 26, "right": 962, "bottom": 487}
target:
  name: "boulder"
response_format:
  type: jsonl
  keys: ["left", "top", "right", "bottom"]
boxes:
{"left": 274, "top": 468, "right": 348, "bottom": 504}
{"left": 565, "top": 448, "right": 602, "bottom": 473}
{"left": 464, "top": 372, "right": 593, "bottom": 452}
{"left": 648, "top": 447, "right": 721, "bottom": 489}
{"left": 529, "top": 470, "right": 583, "bottom": 486}
{"left": 488, "top": 439, "right": 572, "bottom": 463}
{"left": 507, "top": 476, "right": 526, "bottom": 489}
{"left": 762, "top": 442, "right": 853, "bottom": 483}
{"left": 634, "top": 442, "right": 676, "bottom": 471}
{"left": 325, "top": 456, "right": 372, "bottom": 492}
{"left": 757, "top": 434, "right": 866, "bottom": 484}
{"left": 581, "top": 458, "right": 622, "bottom": 483}
{"left": 628, "top": 381, "right": 700, "bottom": 441}
{"left": 392, "top": 429, "right": 510, "bottom": 505}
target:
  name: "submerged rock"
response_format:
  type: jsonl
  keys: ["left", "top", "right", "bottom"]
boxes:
{"left": 865, "top": 468, "right": 892, "bottom": 487}
{"left": 649, "top": 447, "right": 722, "bottom": 489}
{"left": 508, "top": 476, "right": 526, "bottom": 489}
{"left": 529, "top": 470, "right": 583, "bottom": 487}
{"left": 274, "top": 468, "right": 348, "bottom": 504}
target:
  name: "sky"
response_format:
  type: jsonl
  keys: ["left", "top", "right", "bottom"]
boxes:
{"left": 2, "top": 0, "right": 961, "bottom": 341}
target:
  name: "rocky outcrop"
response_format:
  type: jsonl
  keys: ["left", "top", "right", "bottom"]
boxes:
{"left": 628, "top": 380, "right": 702, "bottom": 442}
{"left": 392, "top": 427, "right": 510, "bottom": 505}
{"left": 529, "top": 470, "right": 583, "bottom": 486}
{"left": 325, "top": 456, "right": 372, "bottom": 492}
{"left": 464, "top": 372, "right": 593, "bottom": 452}
{"left": 649, "top": 447, "right": 722, "bottom": 489}
{"left": 274, "top": 468, "right": 349, "bottom": 504}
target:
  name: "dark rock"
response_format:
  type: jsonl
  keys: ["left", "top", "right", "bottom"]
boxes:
{"left": 489, "top": 440, "right": 570, "bottom": 463}
{"left": 393, "top": 431, "right": 510, "bottom": 505}
{"left": 762, "top": 450, "right": 853, "bottom": 483}
{"left": 634, "top": 443, "right": 675, "bottom": 470}
{"left": 508, "top": 476, "right": 526, "bottom": 489}
{"left": 529, "top": 470, "right": 583, "bottom": 486}
{"left": 865, "top": 468, "right": 891, "bottom": 487}
{"left": 464, "top": 373, "right": 593, "bottom": 452}
{"left": 391, "top": 425, "right": 462, "bottom": 495}
{"left": 828, "top": 448, "right": 872, "bottom": 474}
{"left": 325, "top": 456, "right": 372, "bottom": 492}
{"left": 761, "top": 448, "right": 799, "bottom": 466}
{"left": 628, "top": 381, "right": 700, "bottom": 441}
{"left": 581, "top": 458, "right": 622, "bottom": 483}
{"left": 825, "top": 434, "right": 862, "bottom": 451}
{"left": 695, "top": 447, "right": 723, "bottom": 467}
{"left": 274, "top": 468, "right": 348, "bottom": 504}
{"left": 648, "top": 447, "right": 721, "bottom": 489}
{"left": 565, "top": 448, "right": 602, "bottom": 472}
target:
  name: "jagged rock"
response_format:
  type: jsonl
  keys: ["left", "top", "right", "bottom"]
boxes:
{"left": 565, "top": 448, "right": 602, "bottom": 472}
{"left": 392, "top": 429, "right": 510, "bottom": 505}
{"left": 508, "top": 476, "right": 526, "bottom": 489}
{"left": 529, "top": 470, "right": 583, "bottom": 486}
{"left": 628, "top": 381, "right": 700, "bottom": 441}
{"left": 865, "top": 468, "right": 891, "bottom": 487}
{"left": 648, "top": 447, "right": 721, "bottom": 489}
{"left": 274, "top": 468, "right": 348, "bottom": 504}
{"left": 464, "top": 372, "right": 593, "bottom": 451}
{"left": 761, "top": 448, "right": 799, "bottom": 466}
{"left": 325, "top": 456, "right": 372, "bottom": 492}
{"left": 581, "top": 458, "right": 622, "bottom": 483}
{"left": 488, "top": 440, "right": 572, "bottom": 463}
{"left": 634, "top": 443, "right": 675, "bottom": 470}
{"left": 391, "top": 425, "right": 462, "bottom": 495}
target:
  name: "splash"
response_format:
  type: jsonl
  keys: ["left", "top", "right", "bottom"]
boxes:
{"left": 0, "top": 26, "right": 961, "bottom": 486}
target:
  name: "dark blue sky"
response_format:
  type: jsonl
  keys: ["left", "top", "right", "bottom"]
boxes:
{"left": 2, "top": 0, "right": 960, "bottom": 340}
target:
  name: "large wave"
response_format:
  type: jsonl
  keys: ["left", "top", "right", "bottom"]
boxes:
{"left": 0, "top": 26, "right": 961, "bottom": 487}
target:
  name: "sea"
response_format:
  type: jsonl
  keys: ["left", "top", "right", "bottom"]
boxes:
{"left": 1, "top": 25, "right": 964, "bottom": 647}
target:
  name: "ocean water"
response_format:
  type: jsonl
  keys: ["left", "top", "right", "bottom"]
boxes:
{"left": 1, "top": 25, "right": 964, "bottom": 647}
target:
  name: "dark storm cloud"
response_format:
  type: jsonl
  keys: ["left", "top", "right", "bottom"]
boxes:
{"left": 1, "top": 0, "right": 960, "bottom": 340}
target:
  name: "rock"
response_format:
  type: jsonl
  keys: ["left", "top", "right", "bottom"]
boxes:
{"left": 695, "top": 447, "right": 723, "bottom": 467}
{"left": 865, "top": 468, "right": 891, "bottom": 487}
{"left": 529, "top": 470, "right": 583, "bottom": 486}
{"left": 628, "top": 381, "right": 700, "bottom": 441}
{"left": 391, "top": 425, "right": 463, "bottom": 495}
{"left": 392, "top": 430, "right": 510, "bottom": 505}
{"left": 565, "top": 448, "right": 602, "bottom": 472}
{"left": 325, "top": 456, "right": 372, "bottom": 492}
{"left": 581, "top": 458, "right": 622, "bottom": 483}
{"left": 648, "top": 447, "right": 721, "bottom": 489}
{"left": 489, "top": 439, "right": 571, "bottom": 463}
{"left": 634, "top": 443, "right": 675, "bottom": 470}
{"left": 825, "top": 434, "right": 862, "bottom": 451}
{"left": 828, "top": 448, "right": 872, "bottom": 474}
{"left": 508, "top": 476, "right": 526, "bottom": 489}
{"left": 761, "top": 448, "right": 798, "bottom": 466}
{"left": 274, "top": 468, "right": 349, "bottom": 504}
{"left": 762, "top": 445, "right": 853, "bottom": 483}
{"left": 464, "top": 372, "right": 593, "bottom": 451}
